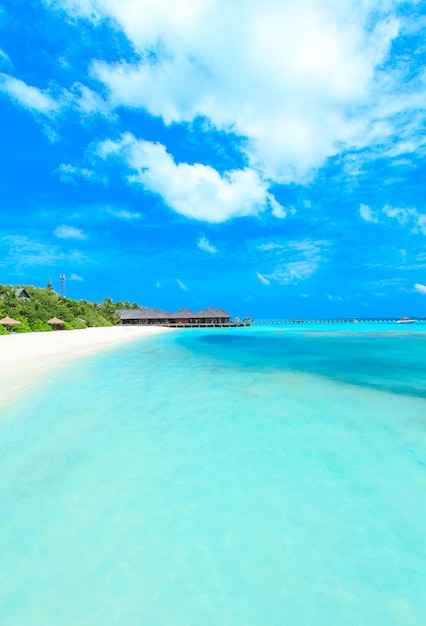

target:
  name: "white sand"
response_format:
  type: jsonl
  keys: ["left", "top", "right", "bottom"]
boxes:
{"left": 0, "top": 326, "right": 170, "bottom": 410}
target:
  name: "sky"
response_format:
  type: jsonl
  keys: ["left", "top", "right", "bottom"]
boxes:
{"left": 1, "top": 0, "right": 426, "bottom": 319}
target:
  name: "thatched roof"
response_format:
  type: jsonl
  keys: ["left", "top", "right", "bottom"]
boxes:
{"left": 173, "top": 308, "right": 194, "bottom": 317}
{"left": 119, "top": 306, "right": 231, "bottom": 321}
{"left": 118, "top": 308, "right": 171, "bottom": 320}
{"left": 0, "top": 316, "right": 21, "bottom": 325}
{"left": 47, "top": 317, "right": 65, "bottom": 325}
{"left": 194, "top": 308, "right": 231, "bottom": 318}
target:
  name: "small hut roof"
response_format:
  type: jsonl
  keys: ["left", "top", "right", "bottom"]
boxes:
{"left": 194, "top": 307, "right": 231, "bottom": 318}
{"left": 15, "top": 288, "right": 31, "bottom": 299}
{"left": 119, "top": 308, "right": 171, "bottom": 320}
{"left": 0, "top": 316, "right": 21, "bottom": 325}
{"left": 173, "top": 308, "right": 195, "bottom": 317}
{"left": 47, "top": 317, "right": 65, "bottom": 325}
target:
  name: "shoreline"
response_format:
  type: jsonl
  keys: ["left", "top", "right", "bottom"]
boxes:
{"left": 0, "top": 326, "right": 171, "bottom": 410}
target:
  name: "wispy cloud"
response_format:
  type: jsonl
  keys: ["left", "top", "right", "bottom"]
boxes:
{"left": 56, "top": 163, "right": 107, "bottom": 185}
{"left": 0, "top": 73, "right": 61, "bottom": 115}
{"left": 383, "top": 205, "right": 426, "bottom": 235}
{"left": 70, "top": 272, "right": 84, "bottom": 281}
{"left": 54, "top": 225, "right": 87, "bottom": 240}
{"left": 256, "top": 272, "right": 270, "bottom": 285}
{"left": 106, "top": 208, "right": 142, "bottom": 220}
{"left": 257, "top": 242, "right": 284, "bottom": 251}
{"left": 258, "top": 239, "right": 330, "bottom": 285}
{"left": 0, "top": 49, "right": 12, "bottom": 70}
{"left": 1, "top": 235, "right": 86, "bottom": 268}
{"left": 177, "top": 279, "right": 188, "bottom": 292}
{"left": 197, "top": 236, "right": 217, "bottom": 254}
{"left": 359, "top": 203, "right": 379, "bottom": 223}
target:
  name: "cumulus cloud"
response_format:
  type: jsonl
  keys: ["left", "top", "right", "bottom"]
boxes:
{"left": 177, "top": 279, "right": 188, "bottom": 291}
{"left": 360, "top": 203, "right": 379, "bottom": 223}
{"left": 197, "top": 236, "right": 217, "bottom": 253}
{"left": 97, "top": 132, "right": 283, "bottom": 223}
{"left": 48, "top": 0, "right": 420, "bottom": 184}
{"left": 414, "top": 283, "right": 426, "bottom": 295}
{"left": 54, "top": 224, "right": 87, "bottom": 240}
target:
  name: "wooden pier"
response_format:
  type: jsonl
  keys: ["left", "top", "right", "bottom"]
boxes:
{"left": 252, "top": 318, "right": 426, "bottom": 325}
{"left": 165, "top": 322, "right": 250, "bottom": 328}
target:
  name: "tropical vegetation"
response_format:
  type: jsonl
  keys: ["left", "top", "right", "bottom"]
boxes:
{"left": 0, "top": 284, "right": 139, "bottom": 334}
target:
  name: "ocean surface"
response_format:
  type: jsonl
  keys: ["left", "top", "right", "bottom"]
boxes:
{"left": 1, "top": 323, "right": 426, "bottom": 625}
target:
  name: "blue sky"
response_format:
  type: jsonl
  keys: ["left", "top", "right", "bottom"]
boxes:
{"left": 1, "top": 0, "right": 426, "bottom": 318}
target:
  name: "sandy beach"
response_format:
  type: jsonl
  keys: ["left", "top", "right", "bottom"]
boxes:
{"left": 0, "top": 326, "right": 170, "bottom": 410}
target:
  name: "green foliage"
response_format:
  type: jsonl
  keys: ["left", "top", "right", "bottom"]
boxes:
{"left": 0, "top": 324, "right": 9, "bottom": 335}
{"left": 31, "top": 319, "right": 52, "bottom": 332}
{"left": 14, "top": 320, "right": 32, "bottom": 333}
{"left": 0, "top": 284, "right": 136, "bottom": 334}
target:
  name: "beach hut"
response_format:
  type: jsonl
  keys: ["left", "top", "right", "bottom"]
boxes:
{"left": 15, "top": 288, "right": 31, "bottom": 300}
{"left": 0, "top": 316, "right": 21, "bottom": 331}
{"left": 193, "top": 308, "right": 231, "bottom": 324}
{"left": 173, "top": 308, "right": 195, "bottom": 324}
{"left": 47, "top": 317, "right": 66, "bottom": 330}
{"left": 118, "top": 308, "right": 171, "bottom": 325}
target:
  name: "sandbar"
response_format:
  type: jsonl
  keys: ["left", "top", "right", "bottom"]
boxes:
{"left": 0, "top": 326, "right": 170, "bottom": 410}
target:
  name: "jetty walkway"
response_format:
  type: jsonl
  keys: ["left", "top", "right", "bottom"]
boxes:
{"left": 252, "top": 318, "right": 426, "bottom": 325}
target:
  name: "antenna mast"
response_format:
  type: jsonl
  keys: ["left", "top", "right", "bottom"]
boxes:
{"left": 60, "top": 273, "right": 66, "bottom": 298}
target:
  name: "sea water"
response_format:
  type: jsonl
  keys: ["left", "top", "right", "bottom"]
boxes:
{"left": 1, "top": 324, "right": 425, "bottom": 625}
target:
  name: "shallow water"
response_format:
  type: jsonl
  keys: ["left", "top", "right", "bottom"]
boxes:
{"left": 1, "top": 325, "right": 425, "bottom": 625}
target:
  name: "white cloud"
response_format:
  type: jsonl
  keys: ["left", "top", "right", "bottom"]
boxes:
{"left": 259, "top": 239, "right": 329, "bottom": 285}
{"left": 197, "top": 236, "right": 217, "bottom": 253}
{"left": 71, "top": 82, "right": 110, "bottom": 116}
{"left": 70, "top": 272, "right": 84, "bottom": 281}
{"left": 257, "top": 242, "right": 284, "bottom": 251}
{"left": 106, "top": 208, "right": 142, "bottom": 220}
{"left": 177, "top": 279, "right": 188, "bottom": 291}
{"left": 54, "top": 224, "right": 87, "bottom": 240}
{"left": 360, "top": 203, "right": 379, "bottom": 223}
{"left": 256, "top": 272, "right": 270, "bottom": 285}
{"left": 0, "top": 49, "right": 11, "bottom": 70}
{"left": 50, "top": 0, "right": 422, "bottom": 184}
{"left": 414, "top": 283, "right": 426, "bottom": 295}
{"left": 383, "top": 205, "right": 426, "bottom": 234}
{"left": 0, "top": 73, "right": 60, "bottom": 114}
{"left": 97, "top": 133, "right": 283, "bottom": 223}
{"left": 56, "top": 163, "right": 107, "bottom": 185}
{"left": 1, "top": 235, "right": 86, "bottom": 267}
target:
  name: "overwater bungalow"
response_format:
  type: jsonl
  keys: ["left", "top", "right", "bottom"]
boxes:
{"left": 118, "top": 307, "right": 235, "bottom": 327}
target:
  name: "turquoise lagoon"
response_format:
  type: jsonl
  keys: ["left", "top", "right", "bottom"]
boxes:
{"left": 1, "top": 323, "right": 426, "bottom": 625}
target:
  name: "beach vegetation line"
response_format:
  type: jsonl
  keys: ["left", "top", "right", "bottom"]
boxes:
{"left": 0, "top": 284, "right": 137, "bottom": 333}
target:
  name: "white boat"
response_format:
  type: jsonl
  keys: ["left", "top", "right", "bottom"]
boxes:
{"left": 396, "top": 317, "right": 415, "bottom": 324}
